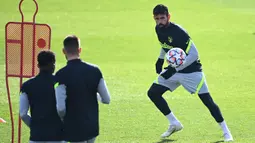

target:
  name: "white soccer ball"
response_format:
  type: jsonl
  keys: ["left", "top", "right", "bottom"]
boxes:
{"left": 166, "top": 48, "right": 186, "bottom": 68}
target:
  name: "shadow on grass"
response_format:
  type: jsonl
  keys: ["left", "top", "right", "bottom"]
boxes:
{"left": 154, "top": 139, "right": 176, "bottom": 143}
{"left": 211, "top": 140, "right": 224, "bottom": 143}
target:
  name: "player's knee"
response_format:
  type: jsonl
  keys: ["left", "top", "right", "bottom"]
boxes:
{"left": 147, "top": 83, "right": 167, "bottom": 99}
{"left": 147, "top": 88, "right": 161, "bottom": 103}
{"left": 147, "top": 87, "right": 156, "bottom": 98}
{"left": 147, "top": 86, "right": 158, "bottom": 100}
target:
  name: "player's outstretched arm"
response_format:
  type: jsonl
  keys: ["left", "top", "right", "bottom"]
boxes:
{"left": 155, "top": 48, "right": 166, "bottom": 74}
{"left": 97, "top": 78, "right": 110, "bottom": 104}
{"left": 55, "top": 84, "right": 67, "bottom": 120}
{"left": 176, "top": 41, "right": 198, "bottom": 71}
{"left": 19, "top": 92, "right": 31, "bottom": 128}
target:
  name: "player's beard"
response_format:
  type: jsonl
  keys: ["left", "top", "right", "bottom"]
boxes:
{"left": 158, "top": 21, "right": 169, "bottom": 28}
{"left": 158, "top": 23, "right": 165, "bottom": 27}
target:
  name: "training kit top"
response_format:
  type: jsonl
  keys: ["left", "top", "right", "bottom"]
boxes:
{"left": 55, "top": 59, "right": 110, "bottom": 142}
{"left": 19, "top": 71, "right": 64, "bottom": 141}
{"left": 155, "top": 22, "right": 202, "bottom": 73}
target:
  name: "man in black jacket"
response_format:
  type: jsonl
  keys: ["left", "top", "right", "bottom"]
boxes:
{"left": 55, "top": 35, "right": 110, "bottom": 143}
{"left": 19, "top": 50, "right": 64, "bottom": 143}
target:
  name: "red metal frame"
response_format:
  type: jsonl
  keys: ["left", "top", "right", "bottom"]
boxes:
{"left": 5, "top": 0, "right": 51, "bottom": 143}
{"left": 18, "top": 1, "right": 25, "bottom": 142}
{"left": 32, "top": 0, "right": 38, "bottom": 76}
{"left": 5, "top": 23, "right": 14, "bottom": 142}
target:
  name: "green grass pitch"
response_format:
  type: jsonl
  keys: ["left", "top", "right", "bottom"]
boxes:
{"left": 0, "top": 0, "right": 255, "bottom": 142}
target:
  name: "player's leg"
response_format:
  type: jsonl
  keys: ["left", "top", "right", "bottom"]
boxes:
{"left": 179, "top": 72, "right": 233, "bottom": 141}
{"left": 147, "top": 72, "right": 183, "bottom": 138}
{"left": 198, "top": 93, "right": 233, "bottom": 141}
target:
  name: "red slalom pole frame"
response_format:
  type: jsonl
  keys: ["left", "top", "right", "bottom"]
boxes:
{"left": 5, "top": 0, "right": 39, "bottom": 143}
{"left": 17, "top": 1, "right": 38, "bottom": 143}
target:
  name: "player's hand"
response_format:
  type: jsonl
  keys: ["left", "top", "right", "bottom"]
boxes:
{"left": 155, "top": 58, "right": 164, "bottom": 74}
{"left": 164, "top": 65, "right": 176, "bottom": 71}
{"left": 161, "top": 66, "right": 176, "bottom": 79}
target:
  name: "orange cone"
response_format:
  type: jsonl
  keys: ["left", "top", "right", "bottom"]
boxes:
{"left": 0, "top": 118, "right": 6, "bottom": 123}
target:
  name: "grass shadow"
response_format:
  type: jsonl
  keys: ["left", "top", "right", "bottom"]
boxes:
{"left": 211, "top": 140, "right": 224, "bottom": 143}
{"left": 154, "top": 139, "right": 176, "bottom": 143}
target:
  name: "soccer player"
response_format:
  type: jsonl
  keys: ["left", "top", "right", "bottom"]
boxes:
{"left": 19, "top": 51, "right": 65, "bottom": 143}
{"left": 147, "top": 4, "right": 233, "bottom": 142}
{"left": 55, "top": 35, "right": 110, "bottom": 143}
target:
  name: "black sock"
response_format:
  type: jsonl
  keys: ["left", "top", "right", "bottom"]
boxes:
{"left": 198, "top": 93, "right": 224, "bottom": 123}
{"left": 148, "top": 83, "right": 171, "bottom": 115}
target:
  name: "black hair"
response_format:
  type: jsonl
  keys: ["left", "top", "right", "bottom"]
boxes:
{"left": 37, "top": 50, "right": 55, "bottom": 68}
{"left": 63, "top": 35, "right": 80, "bottom": 54}
{"left": 153, "top": 4, "right": 169, "bottom": 16}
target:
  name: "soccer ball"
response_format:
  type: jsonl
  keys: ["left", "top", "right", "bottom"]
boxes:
{"left": 166, "top": 48, "right": 186, "bottom": 68}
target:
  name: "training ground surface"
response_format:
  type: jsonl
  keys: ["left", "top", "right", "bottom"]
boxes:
{"left": 0, "top": 0, "right": 255, "bottom": 142}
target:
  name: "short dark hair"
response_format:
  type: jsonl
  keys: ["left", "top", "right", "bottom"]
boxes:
{"left": 37, "top": 50, "right": 55, "bottom": 67}
{"left": 153, "top": 4, "right": 169, "bottom": 16}
{"left": 63, "top": 35, "right": 80, "bottom": 54}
